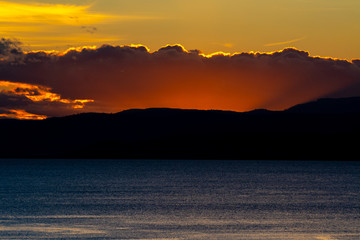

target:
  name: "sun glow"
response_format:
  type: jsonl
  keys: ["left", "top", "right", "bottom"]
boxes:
{"left": 1, "top": 41, "right": 359, "bottom": 119}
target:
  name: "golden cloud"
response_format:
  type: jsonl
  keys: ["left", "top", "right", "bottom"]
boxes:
{"left": 1, "top": 40, "right": 360, "bottom": 119}
{"left": 0, "top": 1, "right": 110, "bottom": 25}
{"left": 0, "top": 80, "right": 94, "bottom": 119}
{"left": 264, "top": 37, "right": 306, "bottom": 47}
{"left": 0, "top": 109, "right": 47, "bottom": 120}
{"left": 0, "top": 1, "right": 162, "bottom": 50}
{"left": 0, "top": 80, "right": 93, "bottom": 107}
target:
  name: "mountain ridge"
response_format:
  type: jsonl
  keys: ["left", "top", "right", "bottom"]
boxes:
{"left": 286, "top": 96, "right": 360, "bottom": 114}
{"left": 1, "top": 97, "right": 360, "bottom": 160}
{"left": 46, "top": 96, "right": 360, "bottom": 120}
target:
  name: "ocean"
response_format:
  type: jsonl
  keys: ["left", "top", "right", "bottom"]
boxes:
{"left": 0, "top": 159, "right": 359, "bottom": 240}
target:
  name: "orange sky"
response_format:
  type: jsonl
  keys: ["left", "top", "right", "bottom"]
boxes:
{"left": 0, "top": 1, "right": 359, "bottom": 119}
{"left": 1, "top": 43, "right": 359, "bottom": 119}
{"left": 0, "top": 0, "right": 359, "bottom": 60}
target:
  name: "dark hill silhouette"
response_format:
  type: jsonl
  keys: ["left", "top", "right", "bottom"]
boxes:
{"left": 286, "top": 97, "right": 360, "bottom": 114}
{"left": 1, "top": 97, "right": 360, "bottom": 160}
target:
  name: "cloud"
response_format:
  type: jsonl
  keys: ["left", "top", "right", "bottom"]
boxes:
{"left": 0, "top": 39, "right": 360, "bottom": 119}
{"left": 0, "top": 37, "right": 23, "bottom": 62}
{"left": 0, "top": 109, "right": 47, "bottom": 120}
{"left": 0, "top": 1, "right": 159, "bottom": 50}
{"left": 0, "top": 1, "right": 161, "bottom": 27}
{"left": 0, "top": 1, "right": 109, "bottom": 26}
{"left": 213, "top": 42, "right": 234, "bottom": 48}
{"left": 81, "top": 26, "right": 98, "bottom": 34}
{"left": 264, "top": 37, "right": 306, "bottom": 46}
{"left": 0, "top": 37, "right": 21, "bottom": 54}
{"left": 316, "top": 236, "right": 337, "bottom": 240}
{"left": 0, "top": 80, "right": 94, "bottom": 119}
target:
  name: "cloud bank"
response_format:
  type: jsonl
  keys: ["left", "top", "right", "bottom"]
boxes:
{"left": 0, "top": 38, "right": 360, "bottom": 119}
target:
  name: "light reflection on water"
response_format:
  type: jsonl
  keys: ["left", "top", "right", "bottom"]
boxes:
{"left": 0, "top": 160, "right": 359, "bottom": 240}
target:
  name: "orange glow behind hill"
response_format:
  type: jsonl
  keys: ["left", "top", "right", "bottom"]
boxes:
{"left": 79, "top": 45, "right": 356, "bottom": 113}
{"left": 0, "top": 43, "right": 359, "bottom": 119}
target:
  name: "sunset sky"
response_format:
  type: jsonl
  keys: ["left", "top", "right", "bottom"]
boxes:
{"left": 1, "top": 0, "right": 360, "bottom": 59}
{"left": 0, "top": 0, "right": 360, "bottom": 119}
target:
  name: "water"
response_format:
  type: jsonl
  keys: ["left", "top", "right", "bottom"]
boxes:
{"left": 0, "top": 160, "right": 359, "bottom": 240}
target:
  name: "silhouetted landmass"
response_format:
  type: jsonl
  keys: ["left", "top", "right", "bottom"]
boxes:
{"left": 286, "top": 97, "right": 360, "bottom": 114}
{"left": 1, "top": 97, "right": 360, "bottom": 160}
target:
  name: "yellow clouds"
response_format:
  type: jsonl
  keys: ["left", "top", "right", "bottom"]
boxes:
{"left": 0, "top": 1, "right": 109, "bottom": 25}
{"left": 0, "top": 109, "right": 47, "bottom": 120}
{"left": 2, "top": 42, "right": 360, "bottom": 119}
{"left": 0, "top": 1, "right": 162, "bottom": 50}
{"left": 0, "top": 1, "right": 112, "bottom": 49}
{"left": 0, "top": 80, "right": 93, "bottom": 107}
{"left": 0, "top": 81, "right": 63, "bottom": 103}
{"left": 0, "top": 80, "right": 94, "bottom": 119}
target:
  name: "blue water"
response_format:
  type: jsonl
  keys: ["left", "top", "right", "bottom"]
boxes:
{"left": 0, "top": 160, "right": 359, "bottom": 240}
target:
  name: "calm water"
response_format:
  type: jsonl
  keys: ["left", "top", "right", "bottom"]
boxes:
{"left": 0, "top": 160, "right": 359, "bottom": 240}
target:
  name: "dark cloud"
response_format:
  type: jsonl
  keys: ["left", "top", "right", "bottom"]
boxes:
{"left": 0, "top": 40, "right": 359, "bottom": 119}
{"left": 352, "top": 59, "right": 360, "bottom": 68}
{"left": 0, "top": 38, "right": 22, "bottom": 56}
{"left": 14, "top": 87, "right": 41, "bottom": 96}
{"left": 0, "top": 90, "right": 89, "bottom": 118}
{"left": 0, "top": 108, "right": 11, "bottom": 115}
{"left": 81, "top": 26, "right": 98, "bottom": 34}
{"left": 0, "top": 92, "right": 32, "bottom": 108}
{"left": 0, "top": 38, "right": 23, "bottom": 64}
{"left": 0, "top": 79, "right": 94, "bottom": 118}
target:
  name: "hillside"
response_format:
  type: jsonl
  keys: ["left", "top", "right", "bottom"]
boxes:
{"left": 1, "top": 97, "right": 360, "bottom": 160}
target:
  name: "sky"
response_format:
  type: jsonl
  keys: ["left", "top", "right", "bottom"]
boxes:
{"left": 1, "top": 0, "right": 360, "bottom": 59}
{"left": 0, "top": 0, "right": 360, "bottom": 119}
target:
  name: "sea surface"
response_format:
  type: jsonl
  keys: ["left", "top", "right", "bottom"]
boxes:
{"left": 0, "top": 159, "right": 359, "bottom": 240}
